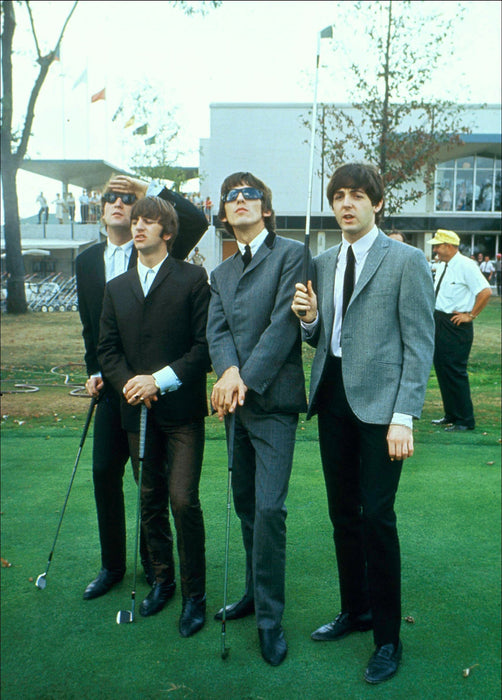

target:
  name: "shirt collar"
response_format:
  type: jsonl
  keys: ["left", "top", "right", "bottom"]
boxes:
{"left": 106, "top": 239, "right": 134, "bottom": 257}
{"left": 137, "top": 254, "right": 168, "bottom": 282}
{"left": 341, "top": 225, "right": 379, "bottom": 262}
{"left": 236, "top": 228, "right": 269, "bottom": 258}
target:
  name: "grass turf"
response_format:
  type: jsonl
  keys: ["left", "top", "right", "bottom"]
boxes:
{"left": 1, "top": 299, "right": 501, "bottom": 698}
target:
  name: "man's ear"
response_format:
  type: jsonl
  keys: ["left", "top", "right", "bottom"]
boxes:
{"left": 374, "top": 199, "right": 384, "bottom": 213}
{"left": 162, "top": 233, "right": 172, "bottom": 242}
{"left": 263, "top": 210, "right": 271, "bottom": 219}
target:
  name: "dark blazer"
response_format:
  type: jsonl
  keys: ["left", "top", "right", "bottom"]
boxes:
{"left": 97, "top": 257, "right": 211, "bottom": 432}
{"left": 76, "top": 188, "right": 208, "bottom": 376}
{"left": 207, "top": 233, "right": 307, "bottom": 414}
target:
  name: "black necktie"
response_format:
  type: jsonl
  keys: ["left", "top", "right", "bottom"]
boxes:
{"left": 242, "top": 245, "right": 252, "bottom": 268}
{"left": 435, "top": 263, "right": 448, "bottom": 297}
{"left": 342, "top": 245, "right": 355, "bottom": 319}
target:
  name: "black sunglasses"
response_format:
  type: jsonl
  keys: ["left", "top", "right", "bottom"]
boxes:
{"left": 222, "top": 187, "right": 263, "bottom": 203}
{"left": 102, "top": 192, "right": 137, "bottom": 205}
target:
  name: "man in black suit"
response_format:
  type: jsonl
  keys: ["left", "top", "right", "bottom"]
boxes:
{"left": 97, "top": 195, "right": 210, "bottom": 636}
{"left": 76, "top": 176, "right": 207, "bottom": 602}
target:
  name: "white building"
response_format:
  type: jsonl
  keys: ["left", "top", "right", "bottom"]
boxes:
{"left": 198, "top": 102, "right": 501, "bottom": 271}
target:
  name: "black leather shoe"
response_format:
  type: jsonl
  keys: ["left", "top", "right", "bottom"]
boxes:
{"left": 258, "top": 627, "right": 287, "bottom": 666}
{"left": 431, "top": 417, "right": 452, "bottom": 425}
{"left": 83, "top": 568, "right": 124, "bottom": 600}
{"left": 141, "top": 559, "right": 155, "bottom": 588}
{"left": 311, "top": 610, "right": 373, "bottom": 641}
{"left": 364, "top": 640, "right": 402, "bottom": 684}
{"left": 444, "top": 424, "right": 474, "bottom": 432}
{"left": 214, "top": 594, "right": 255, "bottom": 621}
{"left": 179, "top": 594, "right": 206, "bottom": 637}
{"left": 139, "top": 581, "right": 176, "bottom": 617}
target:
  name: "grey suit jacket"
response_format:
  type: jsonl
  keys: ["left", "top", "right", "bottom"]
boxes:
{"left": 306, "top": 232, "right": 435, "bottom": 424}
{"left": 207, "top": 233, "right": 307, "bottom": 414}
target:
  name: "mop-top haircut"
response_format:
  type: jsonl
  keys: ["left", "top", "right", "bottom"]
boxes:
{"left": 218, "top": 171, "right": 276, "bottom": 236}
{"left": 327, "top": 162, "right": 385, "bottom": 226}
{"left": 130, "top": 196, "right": 179, "bottom": 252}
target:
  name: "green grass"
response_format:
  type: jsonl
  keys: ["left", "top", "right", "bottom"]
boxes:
{"left": 1, "top": 299, "right": 500, "bottom": 698}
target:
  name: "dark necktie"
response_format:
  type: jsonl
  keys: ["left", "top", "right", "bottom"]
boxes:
{"left": 435, "top": 263, "right": 448, "bottom": 297}
{"left": 342, "top": 245, "right": 355, "bottom": 319}
{"left": 242, "top": 245, "right": 252, "bottom": 268}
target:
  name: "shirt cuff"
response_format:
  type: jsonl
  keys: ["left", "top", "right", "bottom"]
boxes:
{"left": 146, "top": 182, "right": 164, "bottom": 197}
{"left": 152, "top": 366, "right": 182, "bottom": 394}
{"left": 390, "top": 412, "right": 413, "bottom": 430}
{"left": 300, "top": 312, "right": 319, "bottom": 333}
{"left": 90, "top": 372, "right": 102, "bottom": 379}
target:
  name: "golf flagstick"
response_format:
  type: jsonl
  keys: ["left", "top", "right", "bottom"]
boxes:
{"left": 116, "top": 403, "right": 147, "bottom": 624}
{"left": 299, "top": 25, "right": 334, "bottom": 314}
{"left": 221, "top": 410, "right": 236, "bottom": 659}
{"left": 35, "top": 396, "right": 98, "bottom": 590}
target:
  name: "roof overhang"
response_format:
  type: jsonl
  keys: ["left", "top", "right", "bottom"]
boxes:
{"left": 20, "top": 159, "right": 136, "bottom": 190}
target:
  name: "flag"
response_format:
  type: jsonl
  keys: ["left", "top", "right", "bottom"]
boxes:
{"left": 144, "top": 135, "right": 156, "bottom": 146}
{"left": 112, "top": 103, "right": 124, "bottom": 122}
{"left": 133, "top": 123, "right": 148, "bottom": 136}
{"left": 320, "top": 26, "right": 333, "bottom": 39}
{"left": 124, "top": 116, "right": 135, "bottom": 129}
{"left": 53, "top": 45, "right": 61, "bottom": 61}
{"left": 91, "top": 88, "right": 106, "bottom": 103}
{"left": 73, "top": 68, "right": 87, "bottom": 90}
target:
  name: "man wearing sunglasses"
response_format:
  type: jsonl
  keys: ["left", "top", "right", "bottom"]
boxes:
{"left": 76, "top": 175, "right": 208, "bottom": 602}
{"left": 207, "top": 172, "right": 307, "bottom": 666}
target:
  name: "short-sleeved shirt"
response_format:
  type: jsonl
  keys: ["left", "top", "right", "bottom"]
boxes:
{"left": 435, "top": 251, "right": 490, "bottom": 313}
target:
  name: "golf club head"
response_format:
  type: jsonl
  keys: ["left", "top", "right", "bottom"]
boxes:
{"left": 221, "top": 647, "right": 230, "bottom": 660}
{"left": 116, "top": 609, "right": 133, "bottom": 624}
{"left": 35, "top": 573, "right": 47, "bottom": 590}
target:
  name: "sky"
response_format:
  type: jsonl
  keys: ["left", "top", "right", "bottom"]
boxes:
{"left": 6, "top": 0, "right": 502, "bottom": 218}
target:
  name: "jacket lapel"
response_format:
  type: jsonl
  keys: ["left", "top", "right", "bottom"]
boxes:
{"left": 321, "top": 244, "right": 340, "bottom": 340}
{"left": 144, "top": 256, "right": 175, "bottom": 298}
{"left": 350, "top": 231, "right": 389, "bottom": 305}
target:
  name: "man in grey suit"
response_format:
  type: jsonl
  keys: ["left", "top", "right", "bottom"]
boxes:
{"left": 292, "top": 163, "right": 434, "bottom": 685}
{"left": 207, "top": 171, "right": 307, "bottom": 666}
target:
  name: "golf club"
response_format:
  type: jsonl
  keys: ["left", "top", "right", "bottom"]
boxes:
{"left": 116, "top": 402, "right": 147, "bottom": 624}
{"left": 299, "top": 25, "right": 334, "bottom": 315}
{"left": 35, "top": 396, "right": 98, "bottom": 590}
{"left": 221, "top": 410, "right": 236, "bottom": 660}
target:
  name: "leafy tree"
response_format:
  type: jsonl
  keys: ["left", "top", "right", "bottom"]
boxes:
{"left": 1, "top": 0, "right": 78, "bottom": 313}
{"left": 316, "top": 0, "right": 471, "bottom": 215}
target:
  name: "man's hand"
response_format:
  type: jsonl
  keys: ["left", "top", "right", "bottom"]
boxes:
{"left": 450, "top": 311, "right": 472, "bottom": 326}
{"left": 85, "top": 375, "right": 103, "bottom": 398}
{"left": 291, "top": 281, "right": 318, "bottom": 323}
{"left": 123, "top": 375, "right": 159, "bottom": 409}
{"left": 108, "top": 175, "right": 148, "bottom": 199}
{"left": 211, "top": 366, "right": 247, "bottom": 420}
{"left": 387, "top": 424, "right": 414, "bottom": 461}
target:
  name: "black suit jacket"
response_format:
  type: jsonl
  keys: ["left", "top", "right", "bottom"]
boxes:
{"left": 76, "top": 188, "right": 208, "bottom": 376}
{"left": 97, "top": 257, "right": 211, "bottom": 431}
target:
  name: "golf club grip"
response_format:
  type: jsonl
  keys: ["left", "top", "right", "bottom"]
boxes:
{"left": 298, "top": 236, "right": 311, "bottom": 317}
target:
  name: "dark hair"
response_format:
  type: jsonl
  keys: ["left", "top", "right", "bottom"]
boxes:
{"left": 130, "top": 196, "right": 178, "bottom": 252}
{"left": 326, "top": 163, "right": 385, "bottom": 225}
{"left": 218, "top": 171, "right": 276, "bottom": 236}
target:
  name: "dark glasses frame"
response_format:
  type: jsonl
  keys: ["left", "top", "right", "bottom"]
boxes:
{"left": 102, "top": 192, "right": 137, "bottom": 205}
{"left": 222, "top": 187, "right": 264, "bottom": 203}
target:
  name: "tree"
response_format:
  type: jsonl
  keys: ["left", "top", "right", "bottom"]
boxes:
{"left": 316, "top": 0, "right": 471, "bottom": 215}
{"left": 1, "top": 0, "right": 78, "bottom": 313}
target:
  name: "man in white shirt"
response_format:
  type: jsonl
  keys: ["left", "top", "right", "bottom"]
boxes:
{"left": 97, "top": 196, "right": 210, "bottom": 637}
{"left": 427, "top": 229, "right": 492, "bottom": 431}
{"left": 292, "top": 162, "right": 435, "bottom": 685}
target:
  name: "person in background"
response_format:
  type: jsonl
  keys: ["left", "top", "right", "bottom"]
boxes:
{"left": 36, "top": 192, "right": 48, "bottom": 224}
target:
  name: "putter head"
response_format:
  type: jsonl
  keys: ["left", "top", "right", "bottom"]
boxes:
{"left": 116, "top": 609, "right": 133, "bottom": 624}
{"left": 35, "top": 573, "right": 47, "bottom": 590}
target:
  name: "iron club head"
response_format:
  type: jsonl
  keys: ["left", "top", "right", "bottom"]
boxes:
{"left": 221, "top": 647, "right": 230, "bottom": 660}
{"left": 116, "top": 609, "right": 134, "bottom": 624}
{"left": 35, "top": 573, "right": 47, "bottom": 590}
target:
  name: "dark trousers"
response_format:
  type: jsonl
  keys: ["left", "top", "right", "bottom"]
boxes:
{"left": 128, "top": 418, "right": 206, "bottom": 599}
{"left": 92, "top": 388, "right": 149, "bottom": 572}
{"left": 316, "top": 357, "right": 403, "bottom": 647}
{"left": 229, "top": 402, "right": 298, "bottom": 629}
{"left": 433, "top": 311, "right": 475, "bottom": 428}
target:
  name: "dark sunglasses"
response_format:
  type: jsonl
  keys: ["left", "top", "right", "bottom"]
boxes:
{"left": 102, "top": 192, "right": 137, "bottom": 205}
{"left": 222, "top": 187, "right": 263, "bottom": 203}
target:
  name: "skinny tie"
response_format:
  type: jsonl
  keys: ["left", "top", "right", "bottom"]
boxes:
{"left": 242, "top": 245, "right": 252, "bottom": 268}
{"left": 342, "top": 245, "right": 355, "bottom": 319}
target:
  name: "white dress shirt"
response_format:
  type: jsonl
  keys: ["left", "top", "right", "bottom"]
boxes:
{"left": 136, "top": 255, "right": 181, "bottom": 394}
{"left": 434, "top": 251, "right": 490, "bottom": 313}
{"left": 104, "top": 239, "right": 134, "bottom": 282}
{"left": 236, "top": 228, "right": 269, "bottom": 258}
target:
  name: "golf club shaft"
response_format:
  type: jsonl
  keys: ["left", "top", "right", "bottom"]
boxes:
{"left": 221, "top": 411, "right": 236, "bottom": 657}
{"left": 131, "top": 403, "right": 148, "bottom": 620}
{"left": 40, "top": 396, "right": 97, "bottom": 578}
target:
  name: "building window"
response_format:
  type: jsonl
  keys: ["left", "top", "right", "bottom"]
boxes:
{"left": 435, "top": 155, "right": 501, "bottom": 213}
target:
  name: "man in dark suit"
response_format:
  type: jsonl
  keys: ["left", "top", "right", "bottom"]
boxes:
{"left": 207, "top": 172, "right": 307, "bottom": 666}
{"left": 76, "top": 176, "right": 207, "bottom": 602}
{"left": 97, "top": 195, "right": 210, "bottom": 637}
{"left": 292, "top": 163, "right": 435, "bottom": 684}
